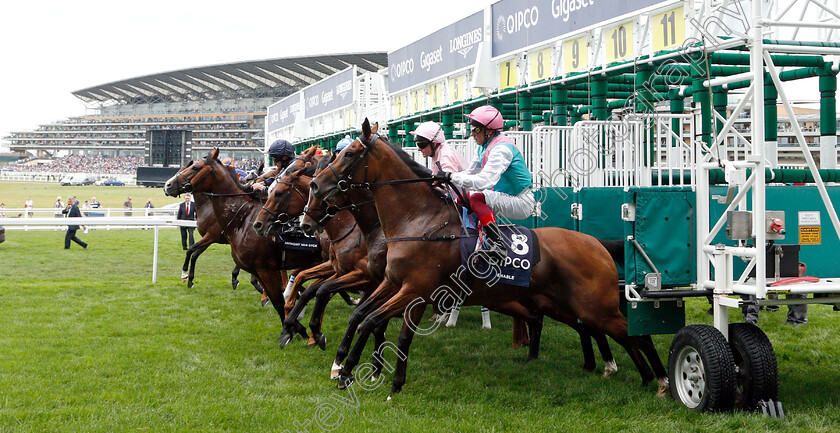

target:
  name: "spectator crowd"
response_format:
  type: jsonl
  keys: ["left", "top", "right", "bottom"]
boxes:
{"left": 1, "top": 155, "right": 144, "bottom": 175}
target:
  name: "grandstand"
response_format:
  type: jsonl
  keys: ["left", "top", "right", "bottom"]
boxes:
{"left": 2, "top": 53, "right": 388, "bottom": 168}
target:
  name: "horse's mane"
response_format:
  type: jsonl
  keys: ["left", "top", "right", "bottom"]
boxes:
{"left": 298, "top": 163, "right": 318, "bottom": 178}
{"left": 317, "top": 154, "right": 332, "bottom": 171}
{"left": 378, "top": 136, "right": 432, "bottom": 178}
{"left": 212, "top": 158, "right": 249, "bottom": 192}
{"left": 372, "top": 135, "right": 444, "bottom": 199}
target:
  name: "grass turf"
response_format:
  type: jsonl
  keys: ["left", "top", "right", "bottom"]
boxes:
{"left": 0, "top": 183, "right": 181, "bottom": 212}
{"left": 1, "top": 229, "right": 840, "bottom": 432}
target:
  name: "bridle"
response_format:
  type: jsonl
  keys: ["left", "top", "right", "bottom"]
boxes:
{"left": 325, "top": 133, "right": 379, "bottom": 196}
{"left": 320, "top": 132, "right": 438, "bottom": 202}
{"left": 261, "top": 177, "right": 308, "bottom": 226}
{"left": 303, "top": 199, "right": 374, "bottom": 230}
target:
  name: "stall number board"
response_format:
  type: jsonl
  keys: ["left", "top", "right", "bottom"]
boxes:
{"left": 392, "top": 94, "right": 407, "bottom": 118}
{"left": 606, "top": 21, "right": 634, "bottom": 63}
{"left": 799, "top": 211, "right": 821, "bottom": 245}
{"left": 428, "top": 82, "right": 444, "bottom": 109}
{"left": 530, "top": 47, "right": 552, "bottom": 83}
{"left": 652, "top": 6, "right": 685, "bottom": 52}
{"left": 500, "top": 58, "right": 519, "bottom": 90}
{"left": 563, "top": 36, "right": 588, "bottom": 74}
{"left": 410, "top": 89, "right": 424, "bottom": 114}
{"left": 449, "top": 76, "right": 465, "bottom": 103}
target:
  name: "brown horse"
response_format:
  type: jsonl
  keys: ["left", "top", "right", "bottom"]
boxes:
{"left": 253, "top": 151, "right": 387, "bottom": 366}
{"left": 164, "top": 148, "right": 326, "bottom": 337}
{"left": 303, "top": 147, "right": 595, "bottom": 381}
{"left": 251, "top": 148, "right": 349, "bottom": 324}
{"left": 310, "top": 119, "right": 666, "bottom": 399}
{"left": 182, "top": 191, "right": 263, "bottom": 294}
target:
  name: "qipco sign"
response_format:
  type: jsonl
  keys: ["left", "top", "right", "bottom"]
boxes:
{"left": 491, "top": 0, "right": 669, "bottom": 58}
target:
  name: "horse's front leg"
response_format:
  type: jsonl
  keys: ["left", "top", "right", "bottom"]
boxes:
{"left": 387, "top": 300, "right": 426, "bottom": 400}
{"left": 337, "top": 289, "right": 415, "bottom": 391}
{"left": 332, "top": 280, "right": 396, "bottom": 380}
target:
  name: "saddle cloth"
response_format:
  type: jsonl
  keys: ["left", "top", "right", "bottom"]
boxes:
{"left": 459, "top": 225, "right": 541, "bottom": 287}
{"left": 278, "top": 233, "right": 321, "bottom": 252}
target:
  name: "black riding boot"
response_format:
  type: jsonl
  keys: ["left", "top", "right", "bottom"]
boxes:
{"left": 482, "top": 222, "right": 508, "bottom": 265}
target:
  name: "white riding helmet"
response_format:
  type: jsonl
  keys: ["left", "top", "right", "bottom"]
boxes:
{"left": 410, "top": 121, "right": 445, "bottom": 144}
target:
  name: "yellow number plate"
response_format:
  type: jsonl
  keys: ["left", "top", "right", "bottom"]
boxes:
{"left": 606, "top": 21, "right": 634, "bottom": 63}
{"left": 652, "top": 6, "right": 685, "bottom": 52}
{"left": 529, "top": 47, "right": 552, "bottom": 83}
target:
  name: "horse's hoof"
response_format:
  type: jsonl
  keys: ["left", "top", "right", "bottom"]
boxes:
{"left": 181, "top": 271, "right": 189, "bottom": 280}
{"left": 231, "top": 279, "right": 239, "bottom": 291}
{"left": 315, "top": 334, "right": 327, "bottom": 351}
{"left": 655, "top": 377, "right": 669, "bottom": 397}
{"left": 603, "top": 360, "right": 618, "bottom": 378}
{"left": 330, "top": 362, "right": 343, "bottom": 380}
{"left": 370, "top": 373, "right": 380, "bottom": 384}
{"left": 337, "top": 375, "right": 353, "bottom": 390}
{"left": 278, "top": 332, "right": 293, "bottom": 348}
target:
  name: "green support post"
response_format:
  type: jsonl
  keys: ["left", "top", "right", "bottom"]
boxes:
{"left": 441, "top": 112, "right": 454, "bottom": 140}
{"left": 518, "top": 93, "right": 533, "bottom": 131}
{"left": 404, "top": 122, "right": 415, "bottom": 147}
{"left": 820, "top": 73, "right": 838, "bottom": 169}
{"left": 591, "top": 75, "right": 608, "bottom": 120}
{"left": 691, "top": 55, "right": 713, "bottom": 149}
{"left": 388, "top": 123, "right": 399, "bottom": 144}
{"left": 635, "top": 64, "right": 655, "bottom": 113}
{"left": 551, "top": 87, "right": 568, "bottom": 126}
{"left": 764, "top": 82, "right": 778, "bottom": 165}
{"left": 570, "top": 105, "right": 582, "bottom": 125}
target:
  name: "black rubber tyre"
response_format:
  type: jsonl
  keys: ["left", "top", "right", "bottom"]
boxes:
{"left": 728, "top": 323, "right": 779, "bottom": 411}
{"left": 668, "top": 324, "right": 736, "bottom": 412}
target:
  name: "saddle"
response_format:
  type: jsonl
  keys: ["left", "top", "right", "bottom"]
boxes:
{"left": 459, "top": 225, "right": 541, "bottom": 288}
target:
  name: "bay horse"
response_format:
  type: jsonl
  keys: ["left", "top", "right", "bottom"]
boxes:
{"left": 253, "top": 151, "right": 389, "bottom": 378}
{"left": 182, "top": 190, "right": 263, "bottom": 295}
{"left": 310, "top": 119, "right": 666, "bottom": 399}
{"left": 252, "top": 148, "right": 358, "bottom": 327}
{"left": 164, "top": 148, "right": 327, "bottom": 338}
{"left": 303, "top": 127, "right": 553, "bottom": 380}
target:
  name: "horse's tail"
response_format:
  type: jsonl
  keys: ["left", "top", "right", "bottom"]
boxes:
{"left": 598, "top": 239, "right": 624, "bottom": 265}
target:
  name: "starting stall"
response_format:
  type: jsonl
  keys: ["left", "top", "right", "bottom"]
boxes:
{"left": 272, "top": 0, "right": 840, "bottom": 414}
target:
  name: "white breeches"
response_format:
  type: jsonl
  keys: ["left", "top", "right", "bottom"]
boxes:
{"left": 483, "top": 189, "right": 535, "bottom": 220}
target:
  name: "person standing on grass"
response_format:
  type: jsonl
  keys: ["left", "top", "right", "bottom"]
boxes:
{"left": 53, "top": 196, "right": 64, "bottom": 218}
{"left": 1, "top": 202, "right": 6, "bottom": 218}
{"left": 24, "top": 196, "right": 33, "bottom": 217}
{"left": 81, "top": 200, "right": 92, "bottom": 233}
{"left": 61, "top": 197, "right": 87, "bottom": 250}
{"left": 123, "top": 196, "right": 133, "bottom": 216}
{"left": 177, "top": 193, "right": 196, "bottom": 250}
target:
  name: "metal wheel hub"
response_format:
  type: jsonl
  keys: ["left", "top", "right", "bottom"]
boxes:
{"left": 675, "top": 345, "right": 706, "bottom": 408}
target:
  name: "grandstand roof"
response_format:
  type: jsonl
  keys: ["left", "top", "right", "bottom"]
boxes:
{"left": 72, "top": 52, "right": 387, "bottom": 107}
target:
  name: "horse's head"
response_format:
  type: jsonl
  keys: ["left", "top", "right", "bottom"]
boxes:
{"left": 310, "top": 118, "right": 380, "bottom": 202}
{"left": 164, "top": 148, "right": 224, "bottom": 196}
{"left": 252, "top": 148, "right": 319, "bottom": 236}
{"left": 301, "top": 154, "right": 350, "bottom": 235}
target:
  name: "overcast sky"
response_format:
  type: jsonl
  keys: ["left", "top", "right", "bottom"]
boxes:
{"left": 0, "top": 0, "right": 491, "bottom": 143}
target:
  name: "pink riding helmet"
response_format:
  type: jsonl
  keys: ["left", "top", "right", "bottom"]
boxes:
{"left": 409, "top": 121, "right": 445, "bottom": 144}
{"left": 465, "top": 105, "right": 504, "bottom": 130}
